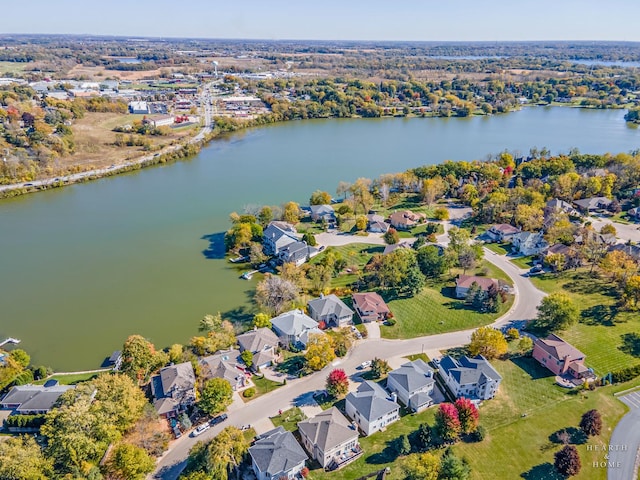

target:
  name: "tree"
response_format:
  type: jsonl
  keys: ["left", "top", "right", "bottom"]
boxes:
{"left": 205, "top": 426, "right": 250, "bottom": 480}
{"left": 180, "top": 412, "right": 193, "bottom": 430}
{"left": 434, "top": 403, "right": 461, "bottom": 442}
{"left": 506, "top": 328, "right": 520, "bottom": 340}
{"left": 305, "top": 334, "right": 336, "bottom": 371}
{"left": 457, "top": 246, "right": 477, "bottom": 274}
{"left": 249, "top": 242, "right": 268, "bottom": 267}
{"left": 349, "top": 178, "right": 374, "bottom": 214}
{"left": 383, "top": 227, "right": 399, "bottom": 245}
{"left": 535, "top": 293, "right": 579, "bottom": 332}
{"left": 439, "top": 449, "right": 471, "bottom": 480}
{"left": 370, "top": 357, "right": 391, "bottom": 379}
{"left": 90, "top": 373, "right": 148, "bottom": 436}
{"left": 518, "top": 336, "right": 534, "bottom": 354}
{"left": 402, "top": 452, "right": 440, "bottom": 480}
{"left": 626, "top": 275, "right": 640, "bottom": 307}
{"left": 9, "top": 349, "right": 30, "bottom": 368}
{"left": 310, "top": 190, "right": 332, "bottom": 205}
{"left": 600, "top": 223, "right": 617, "bottom": 236}
{"left": 395, "top": 434, "right": 411, "bottom": 455}
{"left": 579, "top": 409, "right": 602, "bottom": 437}
{"left": 554, "top": 445, "right": 581, "bottom": 477}
{"left": 417, "top": 245, "right": 448, "bottom": 278}
{"left": 253, "top": 312, "right": 272, "bottom": 329}
{"left": 331, "top": 327, "right": 355, "bottom": 357}
{"left": 515, "top": 204, "right": 544, "bottom": 231}
{"left": 454, "top": 397, "right": 479, "bottom": 434}
{"left": 255, "top": 275, "right": 299, "bottom": 315}
{"left": 258, "top": 206, "right": 273, "bottom": 227}
{"left": 422, "top": 176, "right": 446, "bottom": 205}
{"left": 200, "top": 378, "right": 233, "bottom": 415}
{"left": 106, "top": 443, "right": 155, "bottom": 480}
{"left": 447, "top": 227, "right": 470, "bottom": 253}
{"left": 120, "top": 335, "right": 169, "bottom": 385}
{"left": 240, "top": 350, "right": 254, "bottom": 369}
{"left": 417, "top": 423, "right": 433, "bottom": 450}
{"left": 433, "top": 206, "right": 449, "bottom": 220}
{"left": 303, "top": 231, "right": 317, "bottom": 246}
{"left": 0, "top": 435, "right": 54, "bottom": 480}
{"left": 355, "top": 214, "right": 368, "bottom": 231}
{"left": 168, "top": 343, "right": 184, "bottom": 364}
{"left": 199, "top": 312, "right": 223, "bottom": 333}
{"left": 468, "top": 327, "right": 508, "bottom": 359}
{"left": 600, "top": 251, "right": 637, "bottom": 285}
{"left": 282, "top": 201, "right": 300, "bottom": 224}
{"left": 326, "top": 368, "right": 349, "bottom": 397}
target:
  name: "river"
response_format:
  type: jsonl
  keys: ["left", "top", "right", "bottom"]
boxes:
{"left": 0, "top": 106, "right": 638, "bottom": 370}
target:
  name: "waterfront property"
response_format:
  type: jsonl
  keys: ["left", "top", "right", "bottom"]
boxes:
{"left": 271, "top": 309, "right": 323, "bottom": 349}
{"left": 455, "top": 274, "right": 499, "bottom": 299}
{"left": 351, "top": 292, "right": 391, "bottom": 323}
{"left": 298, "top": 407, "right": 362, "bottom": 470}
{"left": 199, "top": 349, "right": 248, "bottom": 390}
{"left": 151, "top": 362, "right": 196, "bottom": 418}
{"left": 263, "top": 221, "right": 301, "bottom": 256}
{"left": 278, "top": 240, "right": 320, "bottom": 267}
{"left": 388, "top": 210, "right": 426, "bottom": 230}
{"left": 248, "top": 426, "right": 308, "bottom": 480}
{"left": 307, "top": 294, "right": 354, "bottom": 328}
{"left": 310, "top": 204, "right": 336, "bottom": 223}
{"left": 345, "top": 380, "right": 400, "bottom": 436}
{"left": 386, "top": 359, "right": 435, "bottom": 412}
{"left": 237, "top": 328, "right": 280, "bottom": 370}
{"left": 0, "top": 381, "right": 76, "bottom": 414}
{"left": 532, "top": 334, "right": 591, "bottom": 379}
{"left": 439, "top": 355, "right": 502, "bottom": 401}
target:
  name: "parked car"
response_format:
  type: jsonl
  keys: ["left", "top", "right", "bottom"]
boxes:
{"left": 210, "top": 413, "right": 228, "bottom": 426}
{"left": 191, "top": 423, "right": 211, "bottom": 437}
{"left": 359, "top": 360, "right": 372, "bottom": 370}
{"left": 172, "top": 425, "right": 182, "bottom": 439}
{"left": 529, "top": 265, "right": 543, "bottom": 274}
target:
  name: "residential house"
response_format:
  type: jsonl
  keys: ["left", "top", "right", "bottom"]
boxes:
{"left": 278, "top": 241, "right": 320, "bottom": 267}
{"left": 0, "top": 383, "right": 76, "bottom": 414}
{"left": 388, "top": 210, "right": 426, "bottom": 230}
{"left": 263, "top": 221, "right": 300, "bottom": 256}
{"left": 533, "top": 334, "right": 591, "bottom": 379}
{"left": 249, "top": 426, "right": 308, "bottom": 480}
{"left": 271, "top": 310, "right": 322, "bottom": 349}
{"left": 386, "top": 359, "right": 435, "bottom": 412}
{"left": 438, "top": 355, "right": 502, "bottom": 401}
{"left": 573, "top": 196, "right": 613, "bottom": 213}
{"left": 345, "top": 380, "right": 400, "bottom": 436}
{"left": 608, "top": 243, "right": 640, "bottom": 262}
{"left": 544, "top": 243, "right": 582, "bottom": 270}
{"left": 383, "top": 242, "right": 412, "bottom": 255}
{"left": 310, "top": 204, "right": 336, "bottom": 223}
{"left": 485, "top": 224, "right": 521, "bottom": 243}
{"left": 455, "top": 275, "right": 499, "bottom": 299}
{"left": 628, "top": 207, "right": 640, "bottom": 222}
{"left": 307, "top": 294, "right": 354, "bottom": 328}
{"left": 150, "top": 362, "right": 196, "bottom": 418}
{"left": 366, "top": 214, "right": 389, "bottom": 233}
{"left": 544, "top": 198, "right": 580, "bottom": 218}
{"left": 199, "top": 350, "right": 248, "bottom": 391}
{"left": 298, "top": 407, "right": 362, "bottom": 470}
{"left": 128, "top": 101, "right": 149, "bottom": 114}
{"left": 237, "top": 328, "right": 280, "bottom": 370}
{"left": 512, "top": 231, "right": 548, "bottom": 256}
{"left": 105, "top": 350, "right": 123, "bottom": 370}
{"left": 351, "top": 292, "right": 391, "bottom": 322}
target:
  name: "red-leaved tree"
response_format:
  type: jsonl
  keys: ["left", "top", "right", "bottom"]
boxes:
{"left": 454, "top": 397, "right": 479, "bottom": 434}
{"left": 554, "top": 445, "right": 581, "bottom": 477}
{"left": 326, "top": 368, "right": 349, "bottom": 398}
{"left": 434, "top": 403, "right": 461, "bottom": 442}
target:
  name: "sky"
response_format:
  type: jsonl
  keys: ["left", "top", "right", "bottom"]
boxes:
{"left": 2, "top": 0, "right": 640, "bottom": 42}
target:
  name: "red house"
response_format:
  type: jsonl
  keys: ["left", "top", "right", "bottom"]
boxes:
{"left": 532, "top": 334, "right": 590, "bottom": 379}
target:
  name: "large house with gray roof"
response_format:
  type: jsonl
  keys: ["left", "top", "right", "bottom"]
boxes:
{"left": 307, "top": 294, "right": 354, "bottom": 328}
{"left": 151, "top": 362, "right": 196, "bottom": 418}
{"left": 263, "top": 221, "right": 301, "bottom": 256}
{"left": 386, "top": 359, "right": 435, "bottom": 412}
{"left": 249, "top": 426, "right": 308, "bottom": 480}
{"left": 310, "top": 204, "right": 336, "bottom": 223}
{"left": 199, "top": 350, "right": 248, "bottom": 391}
{"left": 1, "top": 382, "right": 76, "bottom": 414}
{"left": 345, "top": 380, "right": 400, "bottom": 436}
{"left": 278, "top": 240, "right": 320, "bottom": 267}
{"left": 298, "top": 407, "right": 362, "bottom": 470}
{"left": 438, "top": 355, "right": 502, "bottom": 401}
{"left": 271, "top": 309, "right": 323, "bottom": 349}
{"left": 237, "top": 327, "right": 280, "bottom": 370}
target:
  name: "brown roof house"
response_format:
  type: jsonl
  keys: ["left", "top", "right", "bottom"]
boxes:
{"left": 352, "top": 292, "right": 390, "bottom": 322}
{"left": 455, "top": 275, "right": 499, "bottom": 299}
{"left": 388, "top": 210, "right": 426, "bottom": 230}
{"left": 485, "top": 224, "right": 521, "bottom": 243}
{"left": 532, "top": 334, "right": 591, "bottom": 379}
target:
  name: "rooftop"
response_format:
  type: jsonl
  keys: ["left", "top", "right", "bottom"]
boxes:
{"left": 249, "top": 426, "right": 308, "bottom": 476}
{"left": 346, "top": 380, "right": 399, "bottom": 422}
{"left": 298, "top": 407, "right": 358, "bottom": 452}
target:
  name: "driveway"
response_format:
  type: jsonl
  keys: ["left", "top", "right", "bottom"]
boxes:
{"left": 589, "top": 217, "right": 640, "bottom": 243}
{"left": 608, "top": 391, "right": 640, "bottom": 480}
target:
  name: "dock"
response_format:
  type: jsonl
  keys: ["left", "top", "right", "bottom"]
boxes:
{"left": 0, "top": 337, "right": 21, "bottom": 348}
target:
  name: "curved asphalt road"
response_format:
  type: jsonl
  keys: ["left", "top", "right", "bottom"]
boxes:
{"left": 150, "top": 249, "right": 546, "bottom": 479}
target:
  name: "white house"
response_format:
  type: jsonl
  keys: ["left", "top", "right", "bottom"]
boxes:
{"left": 270, "top": 310, "right": 322, "bottom": 349}
{"left": 485, "top": 224, "right": 521, "bottom": 243}
{"left": 307, "top": 294, "right": 354, "bottom": 328}
{"left": 263, "top": 221, "right": 300, "bottom": 256}
{"left": 237, "top": 327, "right": 280, "bottom": 370}
{"left": 345, "top": 380, "right": 400, "bottom": 436}
{"left": 438, "top": 355, "right": 502, "bottom": 401}
{"left": 511, "top": 231, "right": 548, "bottom": 256}
{"left": 386, "top": 359, "right": 435, "bottom": 412}
{"left": 249, "top": 426, "right": 308, "bottom": 480}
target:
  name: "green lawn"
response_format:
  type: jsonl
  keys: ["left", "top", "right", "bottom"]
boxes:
{"left": 530, "top": 271, "right": 640, "bottom": 375}
{"left": 310, "top": 243, "right": 384, "bottom": 269}
{"left": 452, "top": 356, "right": 628, "bottom": 480}
{"left": 510, "top": 255, "right": 537, "bottom": 269}
{"left": 484, "top": 242, "right": 511, "bottom": 255}
{"left": 270, "top": 407, "right": 307, "bottom": 432}
{"left": 243, "top": 375, "right": 283, "bottom": 402}
{"left": 34, "top": 372, "right": 103, "bottom": 385}
{"left": 0, "top": 61, "right": 30, "bottom": 74}
{"left": 405, "top": 353, "right": 431, "bottom": 363}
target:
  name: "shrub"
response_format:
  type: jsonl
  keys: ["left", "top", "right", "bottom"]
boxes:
{"left": 243, "top": 387, "right": 256, "bottom": 398}
{"left": 506, "top": 328, "right": 520, "bottom": 340}
{"left": 472, "top": 425, "right": 486, "bottom": 442}
{"left": 386, "top": 318, "right": 397, "bottom": 326}
{"left": 611, "top": 364, "right": 640, "bottom": 383}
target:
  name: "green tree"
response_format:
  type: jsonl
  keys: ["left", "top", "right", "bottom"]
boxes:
{"left": 439, "top": 449, "right": 471, "bottom": 480}
{"left": 9, "top": 349, "right": 30, "bottom": 368}
{"left": 120, "top": 335, "right": 169, "bottom": 385}
{"left": 468, "top": 327, "right": 508, "bottom": 359}
{"left": 535, "top": 293, "right": 579, "bottom": 332}
{"left": 417, "top": 245, "right": 448, "bottom": 278}
{"left": 249, "top": 242, "right": 268, "bottom": 267}
{"left": 305, "top": 333, "right": 336, "bottom": 371}
{"left": 0, "top": 435, "right": 54, "bottom": 480}
{"left": 403, "top": 452, "right": 440, "bottom": 480}
{"left": 240, "top": 350, "right": 253, "bottom": 368}
{"left": 106, "top": 443, "right": 155, "bottom": 480}
{"left": 282, "top": 201, "right": 300, "bottom": 224}
{"left": 447, "top": 227, "right": 470, "bottom": 254}
{"left": 355, "top": 214, "right": 368, "bottom": 231}
{"left": 370, "top": 357, "right": 391, "bottom": 379}
{"left": 417, "top": 423, "right": 433, "bottom": 451}
{"left": 90, "top": 373, "right": 148, "bottom": 436}
{"left": 253, "top": 312, "right": 272, "bottom": 329}
{"left": 258, "top": 206, "right": 273, "bottom": 227}
{"left": 310, "top": 190, "right": 332, "bottom": 205}
{"left": 396, "top": 434, "right": 411, "bottom": 455}
{"left": 383, "top": 227, "right": 400, "bottom": 245}
{"left": 433, "top": 207, "right": 449, "bottom": 220}
{"left": 518, "top": 336, "right": 534, "bottom": 354}
{"left": 168, "top": 343, "right": 184, "bottom": 364}
{"left": 205, "top": 426, "right": 250, "bottom": 480}
{"left": 199, "top": 378, "right": 233, "bottom": 416}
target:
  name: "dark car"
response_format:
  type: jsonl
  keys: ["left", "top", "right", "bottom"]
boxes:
{"left": 210, "top": 413, "right": 228, "bottom": 425}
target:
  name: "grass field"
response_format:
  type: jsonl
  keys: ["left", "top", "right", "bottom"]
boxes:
{"left": 484, "top": 242, "right": 511, "bottom": 255}
{"left": 270, "top": 407, "right": 307, "bottom": 432}
{"left": 530, "top": 271, "right": 640, "bottom": 375}
{"left": 34, "top": 371, "right": 102, "bottom": 385}
{"left": 0, "top": 61, "right": 30, "bottom": 74}
{"left": 243, "top": 375, "right": 283, "bottom": 402}
{"left": 510, "top": 255, "right": 537, "bottom": 269}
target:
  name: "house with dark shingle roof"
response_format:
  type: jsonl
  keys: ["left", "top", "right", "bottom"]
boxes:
{"left": 199, "top": 350, "right": 248, "bottom": 391}
{"left": 532, "top": 334, "right": 590, "bottom": 379}
{"left": 278, "top": 240, "right": 320, "bottom": 267}
{"left": 573, "top": 196, "right": 613, "bottom": 213}
{"left": 386, "top": 359, "right": 435, "bottom": 412}
{"left": 345, "top": 380, "right": 400, "bottom": 436}
{"left": 298, "top": 407, "right": 361, "bottom": 470}
{"left": 1, "top": 383, "right": 76, "bottom": 414}
{"left": 310, "top": 204, "right": 336, "bottom": 223}
{"left": 249, "top": 426, "right": 308, "bottom": 480}
{"left": 150, "top": 362, "right": 196, "bottom": 418}
{"left": 237, "top": 327, "right": 280, "bottom": 370}
{"left": 439, "top": 355, "right": 502, "bottom": 401}
{"left": 307, "top": 294, "right": 354, "bottom": 328}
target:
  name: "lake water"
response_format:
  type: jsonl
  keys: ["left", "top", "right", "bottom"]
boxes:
{"left": 0, "top": 107, "right": 638, "bottom": 370}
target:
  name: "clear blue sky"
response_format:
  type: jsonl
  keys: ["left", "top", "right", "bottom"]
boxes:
{"left": 3, "top": 0, "right": 639, "bottom": 42}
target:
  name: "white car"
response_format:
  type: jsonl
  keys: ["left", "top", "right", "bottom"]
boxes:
{"left": 360, "top": 360, "right": 372, "bottom": 369}
{"left": 191, "top": 423, "right": 210, "bottom": 437}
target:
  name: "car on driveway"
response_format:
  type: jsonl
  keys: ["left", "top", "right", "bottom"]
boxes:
{"left": 529, "top": 264, "right": 543, "bottom": 275}
{"left": 359, "top": 360, "right": 372, "bottom": 370}
{"left": 210, "top": 413, "right": 228, "bottom": 425}
{"left": 191, "top": 423, "right": 211, "bottom": 437}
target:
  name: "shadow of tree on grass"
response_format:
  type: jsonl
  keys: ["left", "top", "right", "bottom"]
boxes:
{"left": 521, "top": 463, "right": 564, "bottom": 480}
{"left": 619, "top": 333, "right": 640, "bottom": 357}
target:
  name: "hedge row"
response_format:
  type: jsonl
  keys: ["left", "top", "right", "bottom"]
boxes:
{"left": 4, "top": 414, "right": 46, "bottom": 428}
{"left": 611, "top": 364, "right": 640, "bottom": 383}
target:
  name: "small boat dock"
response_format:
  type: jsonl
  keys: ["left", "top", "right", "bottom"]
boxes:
{"left": 0, "top": 337, "right": 21, "bottom": 348}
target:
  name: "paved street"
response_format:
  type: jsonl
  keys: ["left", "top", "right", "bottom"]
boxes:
{"left": 589, "top": 216, "right": 640, "bottom": 243}
{"left": 608, "top": 391, "right": 640, "bottom": 480}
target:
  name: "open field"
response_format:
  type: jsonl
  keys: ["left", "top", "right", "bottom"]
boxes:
{"left": 66, "top": 64, "right": 190, "bottom": 81}
{"left": 531, "top": 271, "right": 640, "bottom": 375}
{"left": 0, "top": 61, "right": 30, "bottom": 74}
{"left": 484, "top": 242, "right": 511, "bottom": 255}
{"left": 34, "top": 371, "right": 102, "bottom": 385}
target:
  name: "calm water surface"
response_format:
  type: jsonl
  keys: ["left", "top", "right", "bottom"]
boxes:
{"left": 0, "top": 107, "right": 638, "bottom": 370}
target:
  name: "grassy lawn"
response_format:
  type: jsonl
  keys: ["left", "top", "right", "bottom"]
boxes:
{"left": 0, "top": 61, "right": 30, "bottom": 74}
{"left": 34, "top": 371, "right": 102, "bottom": 385}
{"left": 484, "top": 242, "right": 511, "bottom": 255}
{"left": 452, "top": 356, "right": 628, "bottom": 480}
{"left": 530, "top": 271, "right": 640, "bottom": 375}
{"left": 243, "top": 375, "right": 283, "bottom": 402}
{"left": 310, "top": 243, "right": 384, "bottom": 290}
{"left": 270, "top": 407, "right": 307, "bottom": 432}
{"left": 405, "top": 353, "right": 431, "bottom": 363}
{"left": 510, "top": 255, "right": 537, "bottom": 269}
